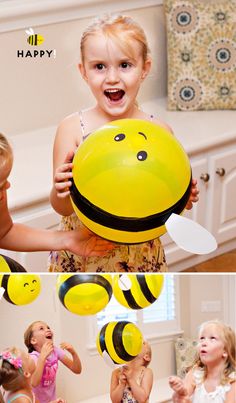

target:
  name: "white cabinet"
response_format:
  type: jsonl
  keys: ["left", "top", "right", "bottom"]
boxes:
{"left": 164, "top": 141, "right": 236, "bottom": 271}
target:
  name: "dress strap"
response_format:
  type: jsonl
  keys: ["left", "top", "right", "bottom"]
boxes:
{"left": 7, "top": 393, "right": 33, "bottom": 403}
{"left": 79, "top": 110, "right": 86, "bottom": 138}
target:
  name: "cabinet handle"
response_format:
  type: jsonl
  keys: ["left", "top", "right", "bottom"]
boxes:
{"left": 200, "top": 173, "right": 210, "bottom": 182}
{"left": 216, "top": 167, "right": 225, "bottom": 177}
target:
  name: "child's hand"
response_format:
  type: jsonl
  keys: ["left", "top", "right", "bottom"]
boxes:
{"left": 169, "top": 376, "right": 187, "bottom": 396}
{"left": 122, "top": 365, "right": 133, "bottom": 382}
{"left": 50, "top": 399, "right": 66, "bottom": 403}
{"left": 40, "top": 340, "right": 54, "bottom": 361}
{"left": 118, "top": 367, "right": 127, "bottom": 386}
{"left": 60, "top": 342, "right": 75, "bottom": 354}
{"left": 65, "top": 226, "right": 115, "bottom": 257}
{"left": 185, "top": 179, "right": 199, "bottom": 210}
{"left": 54, "top": 151, "right": 74, "bottom": 198}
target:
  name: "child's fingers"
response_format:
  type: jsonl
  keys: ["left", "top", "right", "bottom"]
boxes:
{"left": 55, "top": 181, "right": 72, "bottom": 192}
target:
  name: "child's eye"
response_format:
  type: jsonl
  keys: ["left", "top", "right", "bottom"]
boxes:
{"left": 120, "top": 62, "right": 131, "bottom": 69}
{"left": 95, "top": 63, "right": 105, "bottom": 70}
{"left": 210, "top": 336, "right": 216, "bottom": 340}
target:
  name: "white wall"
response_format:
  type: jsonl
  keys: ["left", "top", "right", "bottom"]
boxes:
{"left": 0, "top": 274, "right": 234, "bottom": 402}
{"left": 0, "top": 4, "right": 167, "bottom": 137}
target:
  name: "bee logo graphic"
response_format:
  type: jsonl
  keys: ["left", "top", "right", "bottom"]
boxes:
{"left": 25, "top": 28, "right": 44, "bottom": 46}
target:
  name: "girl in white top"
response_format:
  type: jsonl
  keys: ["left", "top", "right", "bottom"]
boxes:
{"left": 169, "top": 320, "right": 236, "bottom": 403}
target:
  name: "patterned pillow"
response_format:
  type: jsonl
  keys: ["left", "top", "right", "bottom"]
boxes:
{"left": 175, "top": 337, "right": 198, "bottom": 378}
{"left": 164, "top": 0, "right": 236, "bottom": 110}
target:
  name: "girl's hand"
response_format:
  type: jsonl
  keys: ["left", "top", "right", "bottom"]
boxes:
{"left": 40, "top": 340, "right": 54, "bottom": 361}
{"left": 54, "top": 151, "right": 74, "bottom": 198}
{"left": 50, "top": 399, "right": 66, "bottom": 403}
{"left": 169, "top": 376, "right": 187, "bottom": 396}
{"left": 60, "top": 342, "right": 75, "bottom": 354}
{"left": 65, "top": 226, "right": 115, "bottom": 257}
{"left": 185, "top": 179, "right": 199, "bottom": 210}
{"left": 118, "top": 367, "right": 127, "bottom": 386}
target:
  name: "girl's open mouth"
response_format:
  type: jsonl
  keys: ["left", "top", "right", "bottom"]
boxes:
{"left": 104, "top": 89, "right": 125, "bottom": 102}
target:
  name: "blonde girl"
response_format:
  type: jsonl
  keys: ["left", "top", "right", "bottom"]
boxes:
{"left": 49, "top": 14, "right": 199, "bottom": 273}
{"left": 0, "top": 133, "right": 113, "bottom": 261}
{"left": 169, "top": 320, "right": 236, "bottom": 402}
{"left": 0, "top": 347, "right": 65, "bottom": 403}
{"left": 110, "top": 341, "right": 153, "bottom": 403}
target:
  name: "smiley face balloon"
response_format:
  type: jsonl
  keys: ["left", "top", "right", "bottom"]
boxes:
{"left": 0, "top": 274, "right": 41, "bottom": 305}
{"left": 70, "top": 119, "right": 192, "bottom": 243}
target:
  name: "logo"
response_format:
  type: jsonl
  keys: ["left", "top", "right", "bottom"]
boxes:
{"left": 16, "top": 28, "right": 56, "bottom": 59}
{"left": 26, "top": 28, "right": 44, "bottom": 46}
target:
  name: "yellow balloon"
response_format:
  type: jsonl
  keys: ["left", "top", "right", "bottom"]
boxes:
{"left": 70, "top": 119, "right": 191, "bottom": 243}
{"left": 0, "top": 274, "right": 41, "bottom": 305}
{"left": 96, "top": 321, "right": 143, "bottom": 364}
{"left": 113, "top": 274, "right": 164, "bottom": 309}
{"left": 0, "top": 254, "right": 27, "bottom": 273}
{"left": 56, "top": 274, "right": 113, "bottom": 315}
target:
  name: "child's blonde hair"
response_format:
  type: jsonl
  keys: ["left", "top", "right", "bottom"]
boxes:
{"left": 0, "top": 133, "right": 13, "bottom": 170}
{"left": 24, "top": 321, "right": 42, "bottom": 353}
{"left": 80, "top": 14, "right": 150, "bottom": 65}
{"left": 194, "top": 320, "right": 236, "bottom": 384}
{"left": 0, "top": 347, "right": 26, "bottom": 393}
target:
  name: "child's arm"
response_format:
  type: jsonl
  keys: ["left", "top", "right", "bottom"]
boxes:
{"left": 169, "top": 370, "right": 195, "bottom": 401}
{"left": 225, "top": 381, "right": 236, "bottom": 403}
{"left": 50, "top": 116, "right": 80, "bottom": 216}
{"left": 59, "top": 343, "right": 82, "bottom": 374}
{"left": 123, "top": 367, "right": 153, "bottom": 403}
{"left": 31, "top": 341, "right": 54, "bottom": 387}
{"left": 110, "top": 368, "right": 127, "bottom": 403}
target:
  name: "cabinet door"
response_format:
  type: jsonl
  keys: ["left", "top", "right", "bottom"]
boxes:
{"left": 162, "top": 157, "right": 208, "bottom": 265}
{"left": 210, "top": 147, "right": 236, "bottom": 244}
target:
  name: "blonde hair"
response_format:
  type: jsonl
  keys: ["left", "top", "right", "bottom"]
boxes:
{"left": 194, "top": 320, "right": 236, "bottom": 384}
{"left": 0, "top": 133, "right": 13, "bottom": 170}
{"left": 24, "top": 321, "right": 42, "bottom": 353}
{"left": 80, "top": 14, "right": 150, "bottom": 65}
{"left": 0, "top": 347, "right": 26, "bottom": 392}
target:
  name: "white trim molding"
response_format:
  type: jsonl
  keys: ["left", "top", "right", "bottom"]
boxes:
{"left": 0, "top": 0, "right": 163, "bottom": 33}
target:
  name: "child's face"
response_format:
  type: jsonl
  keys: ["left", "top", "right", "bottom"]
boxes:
{"left": 198, "top": 324, "right": 226, "bottom": 365}
{"left": 80, "top": 32, "right": 151, "bottom": 119}
{"left": 30, "top": 321, "right": 54, "bottom": 348}
{"left": 0, "top": 159, "right": 12, "bottom": 201}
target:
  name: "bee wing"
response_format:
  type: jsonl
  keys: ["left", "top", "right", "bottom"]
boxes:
{"left": 25, "top": 27, "right": 34, "bottom": 35}
{"left": 165, "top": 213, "right": 217, "bottom": 255}
{"left": 118, "top": 274, "right": 132, "bottom": 291}
{"left": 102, "top": 351, "right": 122, "bottom": 370}
{"left": 0, "top": 287, "right": 5, "bottom": 300}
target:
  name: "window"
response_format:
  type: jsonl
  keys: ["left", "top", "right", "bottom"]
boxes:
{"left": 88, "top": 274, "right": 181, "bottom": 351}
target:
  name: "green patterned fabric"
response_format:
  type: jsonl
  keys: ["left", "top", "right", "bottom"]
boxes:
{"left": 175, "top": 337, "right": 198, "bottom": 378}
{"left": 164, "top": 0, "right": 236, "bottom": 110}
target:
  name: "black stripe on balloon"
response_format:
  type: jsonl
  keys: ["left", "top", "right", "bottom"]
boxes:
{"left": 0, "top": 254, "right": 27, "bottom": 272}
{"left": 58, "top": 274, "right": 112, "bottom": 308}
{"left": 99, "top": 322, "right": 109, "bottom": 355}
{"left": 112, "top": 321, "right": 136, "bottom": 363}
{"left": 1, "top": 275, "right": 14, "bottom": 304}
{"left": 122, "top": 289, "right": 142, "bottom": 310}
{"left": 137, "top": 275, "right": 157, "bottom": 304}
{"left": 70, "top": 174, "right": 192, "bottom": 232}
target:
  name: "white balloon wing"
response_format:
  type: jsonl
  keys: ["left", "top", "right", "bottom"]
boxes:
{"left": 0, "top": 287, "right": 5, "bottom": 300}
{"left": 165, "top": 213, "right": 217, "bottom": 254}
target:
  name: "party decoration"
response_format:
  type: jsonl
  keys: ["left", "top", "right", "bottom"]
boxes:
{"left": 70, "top": 119, "right": 217, "bottom": 254}
{"left": 0, "top": 274, "right": 41, "bottom": 305}
{"left": 56, "top": 274, "right": 112, "bottom": 315}
{"left": 0, "top": 254, "right": 27, "bottom": 273}
{"left": 96, "top": 321, "right": 143, "bottom": 364}
{"left": 113, "top": 274, "right": 164, "bottom": 310}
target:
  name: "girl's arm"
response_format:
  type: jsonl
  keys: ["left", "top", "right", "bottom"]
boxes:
{"left": 110, "top": 368, "right": 127, "bottom": 403}
{"left": 50, "top": 115, "right": 81, "bottom": 216}
{"left": 225, "top": 381, "right": 236, "bottom": 403}
{"left": 0, "top": 191, "right": 13, "bottom": 242}
{"left": 31, "top": 342, "right": 54, "bottom": 387}
{"left": 169, "top": 370, "right": 195, "bottom": 401}
{"left": 59, "top": 343, "right": 82, "bottom": 374}
{"left": 125, "top": 367, "right": 153, "bottom": 403}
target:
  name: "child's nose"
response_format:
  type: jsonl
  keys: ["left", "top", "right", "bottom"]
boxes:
{"left": 105, "top": 67, "right": 119, "bottom": 83}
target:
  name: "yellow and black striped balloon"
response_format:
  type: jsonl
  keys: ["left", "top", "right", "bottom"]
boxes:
{"left": 96, "top": 321, "right": 143, "bottom": 364}
{"left": 0, "top": 254, "right": 27, "bottom": 273}
{"left": 0, "top": 274, "right": 41, "bottom": 305}
{"left": 56, "top": 274, "right": 113, "bottom": 316}
{"left": 112, "top": 274, "right": 164, "bottom": 310}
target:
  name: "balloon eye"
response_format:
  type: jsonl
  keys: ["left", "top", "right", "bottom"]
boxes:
{"left": 114, "top": 133, "right": 125, "bottom": 141}
{"left": 24, "top": 283, "right": 29, "bottom": 287}
{"left": 137, "top": 151, "right": 147, "bottom": 161}
{"left": 32, "top": 279, "right": 37, "bottom": 284}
